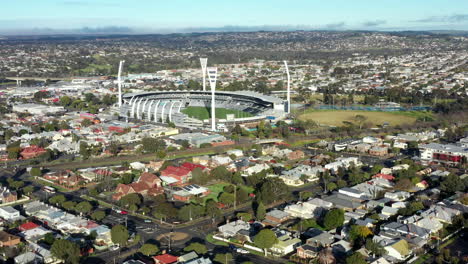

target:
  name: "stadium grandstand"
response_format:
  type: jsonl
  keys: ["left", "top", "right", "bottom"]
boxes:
{"left": 119, "top": 90, "right": 287, "bottom": 129}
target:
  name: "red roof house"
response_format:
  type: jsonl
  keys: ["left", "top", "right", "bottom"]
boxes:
{"left": 19, "top": 222, "right": 39, "bottom": 231}
{"left": 112, "top": 172, "right": 163, "bottom": 200}
{"left": 372, "top": 173, "right": 395, "bottom": 181}
{"left": 153, "top": 254, "right": 178, "bottom": 264}
{"left": 21, "top": 145, "right": 47, "bottom": 159}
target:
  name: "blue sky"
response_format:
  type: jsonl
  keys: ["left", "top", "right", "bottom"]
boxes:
{"left": 1, "top": 0, "right": 468, "bottom": 33}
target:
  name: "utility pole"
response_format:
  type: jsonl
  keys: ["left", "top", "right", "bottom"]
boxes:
{"left": 233, "top": 184, "right": 237, "bottom": 210}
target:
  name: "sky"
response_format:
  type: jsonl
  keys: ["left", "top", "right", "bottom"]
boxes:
{"left": 1, "top": 0, "right": 468, "bottom": 34}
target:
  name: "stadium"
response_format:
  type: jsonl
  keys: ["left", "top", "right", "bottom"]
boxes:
{"left": 119, "top": 90, "right": 287, "bottom": 129}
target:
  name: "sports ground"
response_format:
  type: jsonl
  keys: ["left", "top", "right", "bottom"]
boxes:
{"left": 181, "top": 106, "right": 253, "bottom": 120}
{"left": 298, "top": 110, "right": 432, "bottom": 127}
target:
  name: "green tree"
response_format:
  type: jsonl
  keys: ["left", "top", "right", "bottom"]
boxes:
{"left": 141, "top": 137, "right": 166, "bottom": 153}
{"left": 139, "top": 243, "right": 159, "bottom": 256}
{"left": 346, "top": 252, "right": 367, "bottom": 264}
{"left": 120, "top": 193, "right": 142, "bottom": 209}
{"left": 91, "top": 210, "right": 106, "bottom": 221}
{"left": 22, "top": 185, "right": 35, "bottom": 195}
{"left": 29, "top": 167, "right": 42, "bottom": 177}
{"left": 49, "top": 194, "right": 66, "bottom": 206}
{"left": 254, "top": 229, "right": 278, "bottom": 255}
{"left": 75, "top": 201, "right": 93, "bottom": 214}
{"left": 62, "top": 201, "right": 77, "bottom": 210}
{"left": 184, "top": 242, "right": 208, "bottom": 255}
{"left": 365, "top": 238, "right": 387, "bottom": 256}
{"left": 440, "top": 174, "right": 465, "bottom": 194}
{"left": 111, "top": 224, "right": 129, "bottom": 246}
{"left": 323, "top": 209, "right": 344, "bottom": 230}
{"left": 255, "top": 202, "right": 266, "bottom": 221}
{"left": 349, "top": 225, "right": 372, "bottom": 245}
{"left": 218, "top": 192, "right": 235, "bottom": 207}
{"left": 51, "top": 239, "right": 80, "bottom": 264}
{"left": 60, "top": 96, "right": 72, "bottom": 107}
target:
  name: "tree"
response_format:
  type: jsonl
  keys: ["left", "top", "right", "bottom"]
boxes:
{"left": 440, "top": 174, "right": 465, "bottom": 194}
{"left": 218, "top": 192, "right": 235, "bottom": 207}
{"left": 349, "top": 225, "right": 372, "bottom": 245}
{"left": 365, "top": 238, "right": 387, "bottom": 256}
{"left": 111, "top": 224, "right": 129, "bottom": 246}
{"left": 62, "top": 201, "right": 77, "bottom": 210}
{"left": 255, "top": 202, "right": 266, "bottom": 221}
{"left": 178, "top": 204, "right": 204, "bottom": 222}
{"left": 91, "top": 210, "right": 106, "bottom": 221}
{"left": 326, "top": 182, "right": 338, "bottom": 192}
{"left": 346, "top": 252, "right": 367, "bottom": 264}
{"left": 60, "top": 96, "right": 72, "bottom": 107}
{"left": 139, "top": 243, "right": 159, "bottom": 256}
{"left": 120, "top": 193, "right": 142, "bottom": 209}
{"left": 184, "top": 242, "right": 208, "bottom": 255}
{"left": 42, "top": 232, "right": 56, "bottom": 245}
{"left": 254, "top": 229, "right": 278, "bottom": 255}
{"left": 51, "top": 239, "right": 80, "bottom": 264}
{"left": 323, "top": 209, "right": 344, "bottom": 230}
{"left": 394, "top": 178, "right": 414, "bottom": 191}
{"left": 29, "top": 167, "right": 42, "bottom": 177}
{"left": 119, "top": 173, "right": 134, "bottom": 184}
{"left": 141, "top": 137, "right": 166, "bottom": 153}
{"left": 353, "top": 115, "right": 368, "bottom": 130}
{"left": 22, "top": 185, "right": 34, "bottom": 195}
{"left": 75, "top": 201, "right": 92, "bottom": 215}
{"left": 49, "top": 194, "right": 66, "bottom": 206}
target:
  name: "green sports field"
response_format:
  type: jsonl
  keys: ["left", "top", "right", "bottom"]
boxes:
{"left": 298, "top": 110, "right": 432, "bottom": 127}
{"left": 181, "top": 106, "right": 253, "bottom": 120}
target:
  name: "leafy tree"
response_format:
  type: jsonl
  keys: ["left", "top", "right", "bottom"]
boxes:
{"left": 178, "top": 204, "right": 204, "bottom": 222}
{"left": 254, "top": 229, "right": 278, "bottom": 255}
{"left": 22, "top": 185, "right": 35, "bottom": 195}
{"left": 42, "top": 232, "right": 56, "bottom": 245}
{"left": 119, "top": 173, "right": 134, "bottom": 184}
{"left": 399, "top": 201, "right": 424, "bottom": 216}
{"left": 120, "top": 193, "right": 142, "bottom": 209}
{"left": 346, "top": 252, "right": 367, "bottom": 264}
{"left": 326, "top": 182, "right": 338, "bottom": 192}
{"left": 218, "top": 192, "right": 235, "bottom": 206}
{"left": 153, "top": 201, "right": 178, "bottom": 220}
{"left": 323, "top": 209, "right": 344, "bottom": 230}
{"left": 292, "top": 219, "right": 321, "bottom": 232}
{"left": 91, "top": 210, "right": 106, "bottom": 221}
{"left": 75, "top": 201, "right": 93, "bottom": 214}
{"left": 139, "top": 243, "right": 159, "bottom": 256}
{"left": 365, "top": 238, "right": 387, "bottom": 256}
{"left": 210, "top": 166, "right": 232, "bottom": 182}
{"left": 440, "top": 174, "right": 465, "bottom": 194}
{"left": 257, "top": 178, "right": 289, "bottom": 204}
{"left": 62, "top": 201, "right": 77, "bottom": 210}
{"left": 394, "top": 178, "right": 414, "bottom": 191}
{"left": 255, "top": 202, "right": 266, "bottom": 221}
{"left": 141, "top": 137, "right": 166, "bottom": 153}
{"left": 49, "top": 194, "right": 66, "bottom": 206}
{"left": 51, "top": 239, "right": 80, "bottom": 264}
{"left": 29, "top": 167, "right": 42, "bottom": 177}
{"left": 111, "top": 224, "right": 129, "bottom": 246}
{"left": 60, "top": 96, "right": 72, "bottom": 107}
{"left": 184, "top": 242, "right": 208, "bottom": 255}
{"left": 349, "top": 225, "right": 372, "bottom": 245}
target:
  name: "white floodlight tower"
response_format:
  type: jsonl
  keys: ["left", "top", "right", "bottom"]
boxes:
{"left": 207, "top": 67, "right": 218, "bottom": 131}
{"left": 284, "top": 61, "right": 291, "bottom": 114}
{"left": 200, "top": 58, "right": 208, "bottom": 91}
{"left": 117, "top": 60, "right": 125, "bottom": 107}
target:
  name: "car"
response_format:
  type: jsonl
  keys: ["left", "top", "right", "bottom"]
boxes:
{"left": 144, "top": 219, "right": 152, "bottom": 223}
{"left": 120, "top": 210, "right": 128, "bottom": 215}
{"left": 236, "top": 248, "right": 249, "bottom": 254}
{"left": 110, "top": 245, "right": 119, "bottom": 251}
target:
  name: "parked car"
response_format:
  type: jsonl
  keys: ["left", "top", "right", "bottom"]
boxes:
{"left": 110, "top": 245, "right": 119, "bottom": 251}
{"left": 120, "top": 210, "right": 128, "bottom": 215}
{"left": 236, "top": 248, "right": 249, "bottom": 254}
{"left": 144, "top": 219, "right": 152, "bottom": 223}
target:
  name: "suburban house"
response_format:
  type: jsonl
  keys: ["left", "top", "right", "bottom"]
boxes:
{"left": 153, "top": 253, "right": 179, "bottom": 264}
{"left": 0, "top": 231, "right": 21, "bottom": 247}
{"left": 263, "top": 209, "right": 290, "bottom": 226}
{"left": 160, "top": 162, "right": 206, "bottom": 185}
{"left": 20, "top": 145, "right": 47, "bottom": 159}
{"left": 0, "top": 206, "right": 21, "bottom": 221}
{"left": 270, "top": 230, "right": 302, "bottom": 256}
{"left": 218, "top": 220, "right": 250, "bottom": 238}
{"left": 383, "top": 239, "right": 410, "bottom": 261}
{"left": 113, "top": 172, "right": 163, "bottom": 200}
{"left": 0, "top": 187, "right": 17, "bottom": 204}
{"left": 172, "top": 184, "right": 211, "bottom": 202}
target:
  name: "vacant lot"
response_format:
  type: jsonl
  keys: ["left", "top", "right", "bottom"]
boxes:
{"left": 181, "top": 106, "right": 253, "bottom": 120}
{"left": 298, "top": 110, "right": 420, "bottom": 127}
